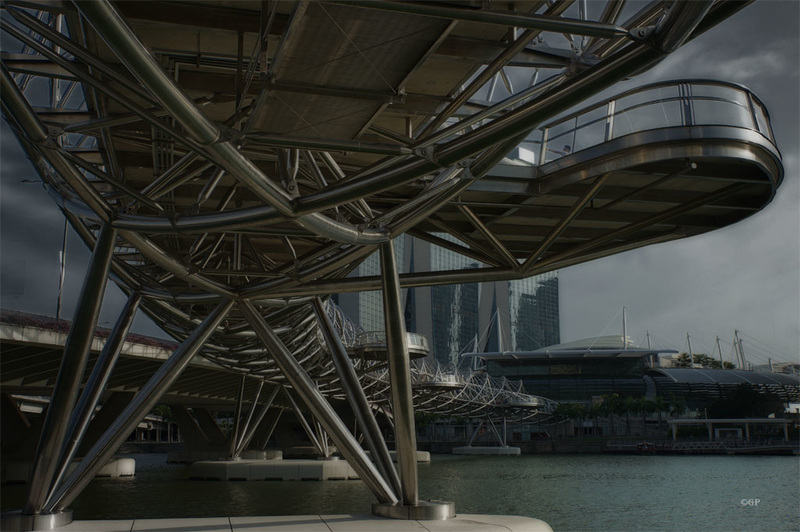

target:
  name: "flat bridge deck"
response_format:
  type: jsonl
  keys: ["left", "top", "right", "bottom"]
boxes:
{"left": 56, "top": 514, "right": 552, "bottom": 532}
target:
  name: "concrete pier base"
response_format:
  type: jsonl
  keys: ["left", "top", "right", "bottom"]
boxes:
{"left": 54, "top": 514, "right": 553, "bottom": 531}
{"left": 188, "top": 458, "right": 360, "bottom": 481}
{"left": 2, "top": 457, "right": 135, "bottom": 484}
{"left": 366, "top": 450, "right": 431, "bottom": 463}
{"left": 167, "top": 449, "right": 283, "bottom": 463}
{"left": 452, "top": 446, "right": 521, "bottom": 456}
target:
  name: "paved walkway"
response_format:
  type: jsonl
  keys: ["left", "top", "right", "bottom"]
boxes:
{"left": 57, "top": 514, "right": 552, "bottom": 532}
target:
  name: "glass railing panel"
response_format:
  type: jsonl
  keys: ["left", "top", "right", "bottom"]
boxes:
{"left": 692, "top": 98, "right": 754, "bottom": 129}
{"left": 690, "top": 83, "right": 749, "bottom": 107}
{"left": 611, "top": 99, "right": 683, "bottom": 138}
{"left": 752, "top": 100, "right": 773, "bottom": 141}
{"left": 572, "top": 116, "right": 607, "bottom": 153}
{"left": 615, "top": 85, "right": 680, "bottom": 112}
{"left": 512, "top": 81, "right": 773, "bottom": 167}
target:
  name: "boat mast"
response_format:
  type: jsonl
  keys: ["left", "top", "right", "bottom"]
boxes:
{"left": 734, "top": 330, "right": 747, "bottom": 370}
{"left": 622, "top": 306, "right": 627, "bottom": 350}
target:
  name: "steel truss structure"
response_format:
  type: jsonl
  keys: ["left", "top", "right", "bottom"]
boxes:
{"left": 0, "top": 0, "right": 784, "bottom": 527}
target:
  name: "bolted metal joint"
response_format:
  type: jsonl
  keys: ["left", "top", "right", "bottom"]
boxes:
{"left": 628, "top": 26, "right": 657, "bottom": 43}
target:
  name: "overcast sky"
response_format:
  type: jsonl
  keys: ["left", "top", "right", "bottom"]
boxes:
{"left": 1, "top": 1, "right": 798, "bottom": 365}
{"left": 559, "top": 1, "right": 800, "bottom": 366}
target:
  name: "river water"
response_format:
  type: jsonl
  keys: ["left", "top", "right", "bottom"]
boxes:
{"left": 3, "top": 453, "right": 798, "bottom": 531}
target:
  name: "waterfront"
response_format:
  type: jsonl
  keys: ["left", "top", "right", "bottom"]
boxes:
{"left": 3, "top": 453, "right": 798, "bottom": 531}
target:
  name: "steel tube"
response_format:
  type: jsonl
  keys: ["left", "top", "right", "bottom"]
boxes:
{"left": 294, "top": 4, "right": 710, "bottom": 215}
{"left": 418, "top": 0, "right": 573, "bottom": 136}
{"left": 339, "top": 1, "right": 628, "bottom": 38}
{"left": 0, "top": 64, "right": 47, "bottom": 142}
{"left": 283, "top": 387, "right": 325, "bottom": 456}
{"left": 379, "top": 242, "right": 418, "bottom": 506}
{"left": 48, "top": 293, "right": 142, "bottom": 505}
{"left": 228, "top": 375, "right": 247, "bottom": 458}
{"left": 457, "top": 205, "right": 519, "bottom": 269}
{"left": 1, "top": 65, "right": 113, "bottom": 220}
{"left": 244, "top": 133, "right": 411, "bottom": 156}
{"left": 24, "top": 223, "right": 117, "bottom": 515}
{"left": 240, "top": 301, "right": 398, "bottom": 504}
{"left": 75, "top": 0, "right": 391, "bottom": 245}
{"left": 235, "top": 380, "right": 264, "bottom": 454}
{"left": 47, "top": 300, "right": 234, "bottom": 512}
{"left": 260, "top": 408, "right": 283, "bottom": 450}
{"left": 653, "top": 1, "right": 714, "bottom": 53}
{"left": 236, "top": 386, "right": 279, "bottom": 456}
{"left": 74, "top": 1, "right": 218, "bottom": 143}
{"left": 312, "top": 298, "right": 401, "bottom": 498}
{"left": 521, "top": 173, "right": 610, "bottom": 273}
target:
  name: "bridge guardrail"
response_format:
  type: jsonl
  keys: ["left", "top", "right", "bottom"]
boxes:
{"left": 512, "top": 80, "right": 777, "bottom": 166}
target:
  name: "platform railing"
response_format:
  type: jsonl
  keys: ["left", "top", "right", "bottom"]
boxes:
{"left": 512, "top": 80, "right": 777, "bottom": 166}
{"left": 355, "top": 331, "right": 430, "bottom": 354}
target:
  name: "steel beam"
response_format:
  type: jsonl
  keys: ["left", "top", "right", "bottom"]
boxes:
{"left": 228, "top": 375, "right": 247, "bottom": 458}
{"left": 235, "top": 385, "right": 279, "bottom": 456}
{"left": 24, "top": 224, "right": 117, "bottom": 515}
{"left": 379, "top": 241, "right": 418, "bottom": 506}
{"left": 49, "top": 292, "right": 142, "bottom": 501}
{"left": 46, "top": 300, "right": 234, "bottom": 512}
{"left": 239, "top": 300, "right": 398, "bottom": 504}
{"left": 339, "top": 1, "right": 628, "bottom": 38}
{"left": 312, "top": 298, "right": 401, "bottom": 498}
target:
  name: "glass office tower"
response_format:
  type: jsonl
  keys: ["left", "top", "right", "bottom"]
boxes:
{"left": 338, "top": 235, "right": 559, "bottom": 367}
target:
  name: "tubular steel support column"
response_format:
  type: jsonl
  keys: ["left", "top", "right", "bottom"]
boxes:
{"left": 236, "top": 385, "right": 279, "bottom": 456}
{"left": 239, "top": 300, "right": 398, "bottom": 505}
{"left": 228, "top": 375, "right": 246, "bottom": 458}
{"left": 46, "top": 300, "right": 233, "bottom": 513}
{"left": 283, "top": 387, "right": 325, "bottom": 456}
{"left": 50, "top": 292, "right": 142, "bottom": 498}
{"left": 311, "top": 298, "right": 401, "bottom": 498}
{"left": 24, "top": 224, "right": 117, "bottom": 516}
{"left": 374, "top": 242, "right": 454, "bottom": 519}
{"left": 234, "top": 380, "right": 264, "bottom": 456}
{"left": 378, "top": 241, "right": 418, "bottom": 506}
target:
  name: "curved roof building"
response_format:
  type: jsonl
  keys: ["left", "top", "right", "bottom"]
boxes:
{"left": 473, "top": 336, "right": 799, "bottom": 405}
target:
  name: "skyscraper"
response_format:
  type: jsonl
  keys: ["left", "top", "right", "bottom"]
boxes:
{"left": 338, "top": 235, "right": 559, "bottom": 367}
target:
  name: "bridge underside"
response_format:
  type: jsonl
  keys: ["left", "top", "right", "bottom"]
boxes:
{"left": 0, "top": 0, "right": 783, "bottom": 526}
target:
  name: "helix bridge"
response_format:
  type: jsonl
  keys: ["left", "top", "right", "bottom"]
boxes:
{"left": 0, "top": 0, "right": 783, "bottom": 526}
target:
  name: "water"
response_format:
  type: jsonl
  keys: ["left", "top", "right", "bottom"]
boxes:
{"left": 3, "top": 454, "right": 798, "bottom": 531}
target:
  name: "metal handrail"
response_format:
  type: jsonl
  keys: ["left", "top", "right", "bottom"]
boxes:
{"left": 355, "top": 331, "right": 430, "bottom": 352}
{"left": 513, "top": 79, "right": 777, "bottom": 166}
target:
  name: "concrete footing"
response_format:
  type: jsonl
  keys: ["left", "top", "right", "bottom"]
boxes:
{"left": 188, "top": 458, "right": 360, "bottom": 481}
{"left": 1, "top": 457, "right": 135, "bottom": 484}
{"left": 167, "top": 449, "right": 282, "bottom": 463}
{"left": 452, "top": 446, "right": 521, "bottom": 455}
{"left": 53, "top": 514, "right": 553, "bottom": 531}
{"left": 366, "top": 450, "right": 431, "bottom": 463}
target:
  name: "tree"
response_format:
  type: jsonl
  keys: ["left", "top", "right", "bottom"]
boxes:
{"left": 623, "top": 396, "right": 638, "bottom": 435}
{"left": 653, "top": 396, "right": 668, "bottom": 429}
{"left": 600, "top": 394, "right": 621, "bottom": 436}
{"left": 676, "top": 353, "right": 692, "bottom": 368}
{"left": 668, "top": 395, "right": 687, "bottom": 418}
{"left": 638, "top": 397, "right": 657, "bottom": 435}
{"left": 588, "top": 403, "right": 603, "bottom": 436}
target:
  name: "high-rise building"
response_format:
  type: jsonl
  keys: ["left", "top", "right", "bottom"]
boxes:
{"left": 338, "top": 235, "right": 559, "bottom": 367}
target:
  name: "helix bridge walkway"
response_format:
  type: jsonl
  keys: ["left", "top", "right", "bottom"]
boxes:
{"left": 0, "top": 0, "right": 783, "bottom": 528}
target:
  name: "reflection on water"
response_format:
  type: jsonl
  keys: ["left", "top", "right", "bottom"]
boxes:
{"left": 3, "top": 453, "right": 798, "bottom": 531}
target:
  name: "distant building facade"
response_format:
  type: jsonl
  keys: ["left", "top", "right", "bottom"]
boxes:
{"left": 337, "top": 235, "right": 560, "bottom": 367}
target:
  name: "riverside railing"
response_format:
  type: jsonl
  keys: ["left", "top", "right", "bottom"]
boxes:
{"left": 513, "top": 80, "right": 777, "bottom": 166}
